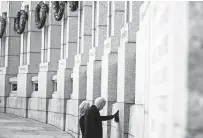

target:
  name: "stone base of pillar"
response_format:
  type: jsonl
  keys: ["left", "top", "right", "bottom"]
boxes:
{"left": 6, "top": 96, "right": 17, "bottom": 115}
{"left": 0, "top": 96, "right": 7, "bottom": 112}
{"left": 14, "top": 97, "right": 28, "bottom": 117}
{"left": 110, "top": 102, "right": 134, "bottom": 138}
{"left": 128, "top": 104, "right": 145, "bottom": 138}
{"left": 65, "top": 99, "right": 83, "bottom": 138}
{"left": 28, "top": 97, "right": 48, "bottom": 123}
{"left": 47, "top": 98, "right": 66, "bottom": 130}
{"left": 0, "top": 73, "right": 14, "bottom": 113}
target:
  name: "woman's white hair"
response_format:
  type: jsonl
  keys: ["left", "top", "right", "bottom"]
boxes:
{"left": 79, "top": 101, "right": 90, "bottom": 117}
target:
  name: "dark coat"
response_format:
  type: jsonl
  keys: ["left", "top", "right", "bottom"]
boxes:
{"left": 79, "top": 115, "right": 85, "bottom": 138}
{"left": 83, "top": 105, "right": 114, "bottom": 138}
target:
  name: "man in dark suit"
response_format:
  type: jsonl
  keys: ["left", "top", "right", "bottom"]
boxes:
{"left": 84, "top": 97, "right": 119, "bottom": 138}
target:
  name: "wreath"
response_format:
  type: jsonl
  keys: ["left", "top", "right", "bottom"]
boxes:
{"left": 14, "top": 10, "right": 28, "bottom": 35}
{"left": 68, "top": 1, "right": 78, "bottom": 12}
{"left": 35, "top": 1, "right": 49, "bottom": 29}
{"left": 52, "top": 1, "right": 66, "bottom": 21}
{"left": 0, "top": 13, "right": 6, "bottom": 38}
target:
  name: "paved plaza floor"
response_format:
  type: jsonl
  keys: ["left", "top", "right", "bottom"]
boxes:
{"left": 0, "top": 113, "right": 74, "bottom": 138}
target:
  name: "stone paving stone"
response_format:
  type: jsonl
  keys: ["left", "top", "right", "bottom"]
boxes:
{"left": 0, "top": 113, "right": 74, "bottom": 138}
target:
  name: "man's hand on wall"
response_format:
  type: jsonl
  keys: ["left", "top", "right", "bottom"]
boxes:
{"left": 114, "top": 110, "right": 119, "bottom": 123}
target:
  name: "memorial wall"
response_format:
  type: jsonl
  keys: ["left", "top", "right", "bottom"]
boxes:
{"left": 0, "top": 1, "right": 203, "bottom": 138}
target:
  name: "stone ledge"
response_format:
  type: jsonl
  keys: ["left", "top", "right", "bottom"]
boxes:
{"left": 52, "top": 74, "right": 57, "bottom": 82}
{"left": 31, "top": 76, "right": 38, "bottom": 83}
{"left": 9, "top": 77, "right": 17, "bottom": 84}
{"left": 9, "top": 91, "right": 17, "bottom": 97}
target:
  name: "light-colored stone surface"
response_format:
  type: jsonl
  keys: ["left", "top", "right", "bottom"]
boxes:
{"left": 86, "top": 60, "right": 102, "bottom": 101}
{"left": 101, "top": 51, "right": 118, "bottom": 138}
{"left": 48, "top": 3, "right": 78, "bottom": 131}
{"left": 110, "top": 102, "right": 133, "bottom": 138}
{"left": 66, "top": 3, "right": 93, "bottom": 134}
{"left": 101, "top": 101, "right": 115, "bottom": 138}
{"left": 110, "top": 3, "right": 142, "bottom": 138}
{"left": 100, "top": 2, "right": 125, "bottom": 137}
{"left": 0, "top": 113, "right": 73, "bottom": 138}
{"left": 48, "top": 99, "right": 66, "bottom": 130}
{"left": 134, "top": 2, "right": 190, "bottom": 138}
{"left": 35, "top": 1, "right": 61, "bottom": 100}
{"left": 56, "top": 68, "right": 72, "bottom": 99}
{"left": 117, "top": 41, "right": 136, "bottom": 103}
{"left": 37, "top": 71, "right": 55, "bottom": 98}
{"left": 28, "top": 98, "right": 48, "bottom": 122}
{"left": 86, "top": 2, "right": 108, "bottom": 102}
{"left": 0, "top": 1, "right": 21, "bottom": 114}
{"left": 32, "top": 1, "right": 61, "bottom": 102}
{"left": 128, "top": 104, "right": 145, "bottom": 138}
{"left": 55, "top": 4, "right": 78, "bottom": 99}
{"left": 65, "top": 99, "right": 81, "bottom": 138}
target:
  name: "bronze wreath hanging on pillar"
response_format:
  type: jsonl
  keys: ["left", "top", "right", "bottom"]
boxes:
{"left": 52, "top": 1, "right": 66, "bottom": 21}
{"left": 68, "top": 1, "right": 78, "bottom": 12}
{"left": 0, "top": 12, "right": 7, "bottom": 38}
{"left": 14, "top": 10, "right": 28, "bottom": 35}
{"left": 35, "top": 1, "right": 49, "bottom": 29}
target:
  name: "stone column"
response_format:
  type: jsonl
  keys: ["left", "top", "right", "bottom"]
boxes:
{"left": 100, "top": 2, "right": 125, "bottom": 138}
{"left": 65, "top": 1, "right": 92, "bottom": 137}
{"left": 9, "top": 1, "right": 42, "bottom": 117}
{"left": 126, "top": 2, "right": 150, "bottom": 138}
{"left": 86, "top": 2, "right": 108, "bottom": 104}
{"left": 0, "top": 2, "right": 21, "bottom": 113}
{"left": 128, "top": 2, "right": 203, "bottom": 138}
{"left": 28, "top": 1, "right": 61, "bottom": 123}
{"left": 110, "top": 2, "right": 143, "bottom": 138}
{"left": 48, "top": 3, "right": 78, "bottom": 130}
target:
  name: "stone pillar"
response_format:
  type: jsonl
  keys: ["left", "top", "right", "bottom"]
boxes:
{"left": 129, "top": 2, "right": 203, "bottom": 138}
{"left": 0, "top": 2, "right": 21, "bottom": 113}
{"left": 126, "top": 2, "right": 150, "bottom": 138}
{"left": 86, "top": 2, "right": 108, "bottom": 104}
{"left": 28, "top": 1, "right": 61, "bottom": 123}
{"left": 8, "top": 1, "right": 42, "bottom": 117}
{"left": 48, "top": 2, "right": 78, "bottom": 130}
{"left": 184, "top": 2, "right": 203, "bottom": 138}
{"left": 100, "top": 2, "right": 125, "bottom": 138}
{"left": 110, "top": 2, "right": 143, "bottom": 138}
{"left": 65, "top": 1, "right": 92, "bottom": 137}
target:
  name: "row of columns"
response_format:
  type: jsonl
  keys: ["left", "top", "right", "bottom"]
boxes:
{"left": 0, "top": 1, "right": 148, "bottom": 138}
{"left": 1, "top": 1, "right": 203, "bottom": 138}
{"left": 0, "top": 1, "right": 21, "bottom": 113}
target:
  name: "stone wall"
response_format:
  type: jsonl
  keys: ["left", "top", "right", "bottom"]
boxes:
{"left": 0, "top": 1, "right": 203, "bottom": 138}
